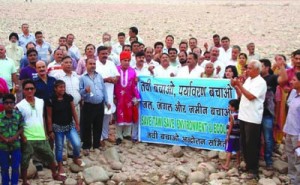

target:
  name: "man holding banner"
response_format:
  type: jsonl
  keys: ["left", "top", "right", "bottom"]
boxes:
{"left": 231, "top": 60, "right": 267, "bottom": 180}
{"left": 177, "top": 53, "right": 203, "bottom": 78}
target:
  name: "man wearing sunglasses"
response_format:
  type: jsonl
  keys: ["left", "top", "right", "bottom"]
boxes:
{"left": 16, "top": 79, "right": 66, "bottom": 184}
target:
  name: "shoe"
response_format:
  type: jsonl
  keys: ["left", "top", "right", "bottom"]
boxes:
{"left": 132, "top": 139, "right": 139, "bottom": 143}
{"left": 116, "top": 138, "right": 122, "bottom": 145}
{"left": 124, "top": 136, "right": 131, "bottom": 140}
{"left": 83, "top": 149, "right": 90, "bottom": 156}
{"left": 266, "top": 165, "right": 274, "bottom": 170}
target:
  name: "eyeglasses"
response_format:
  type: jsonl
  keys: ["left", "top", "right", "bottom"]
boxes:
{"left": 3, "top": 101, "right": 15, "bottom": 105}
{"left": 24, "top": 87, "right": 35, "bottom": 91}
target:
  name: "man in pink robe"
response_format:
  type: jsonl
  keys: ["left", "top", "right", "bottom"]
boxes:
{"left": 114, "top": 51, "right": 140, "bottom": 145}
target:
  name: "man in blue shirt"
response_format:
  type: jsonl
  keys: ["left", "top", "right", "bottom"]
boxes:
{"left": 18, "top": 24, "right": 35, "bottom": 53}
{"left": 79, "top": 58, "right": 110, "bottom": 155}
{"left": 35, "top": 31, "right": 52, "bottom": 64}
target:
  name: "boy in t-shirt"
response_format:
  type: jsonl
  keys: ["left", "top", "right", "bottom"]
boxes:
{"left": 0, "top": 94, "right": 24, "bottom": 185}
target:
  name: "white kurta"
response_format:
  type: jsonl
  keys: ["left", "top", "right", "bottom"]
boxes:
{"left": 96, "top": 60, "right": 120, "bottom": 114}
{"left": 154, "top": 65, "right": 177, "bottom": 77}
{"left": 176, "top": 65, "right": 204, "bottom": 78}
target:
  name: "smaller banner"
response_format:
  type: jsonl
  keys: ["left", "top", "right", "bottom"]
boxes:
{"left": 138, "top": 76, "right": 236, "bottom": 151}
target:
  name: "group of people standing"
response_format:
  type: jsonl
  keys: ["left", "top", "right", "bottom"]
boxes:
{"left": 222, "top": 51, "right": 300, "bottom": 184}
{"left": 0, "top": 23, "right": 299, "bottom": 184}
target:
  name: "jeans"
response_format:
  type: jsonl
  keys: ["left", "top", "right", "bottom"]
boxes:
{"left": 262, "top": 115, "right": 274, "bottom": 166}
{"left": 0, "top": 149, "right": 21, "bottom": 185}
{"left": 55, "top": 127, "right": 81, "bottom": 162}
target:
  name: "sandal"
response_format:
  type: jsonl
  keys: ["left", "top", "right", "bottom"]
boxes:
{"left": 59, "top": 173, "right": 66, "bottom": 176}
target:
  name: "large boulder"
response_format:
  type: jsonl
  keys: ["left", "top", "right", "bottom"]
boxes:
{"left": 258, "top": 178, "right": 277, "bottom": 185}
{"left": 65, "top": 178, "right": 77, "bottom": 185}
{"left": 104, "top": 147, "right": 120, "bottom": 162}
{"left": 187, "top": 171, "right": 206, "bottom": 184}
{"left": 173, "top": 165, "right": 191, "bottom": 182}
{"left": 172, "top": 146, "right": 184, "bottom": 158}
{"left": 273, "top": 160, "right": 288, "bottom": 173}
{"left": 83, "top": 166, "right": 109, "bottom": 184}
{"left": 207, "top": 151, "right": 218, "bottom": 159}
{"left": 27, "top": 159, "right": 37, "bottom": 179}
{"left": 110, "top": 161, "right": 123, "bottom": 170}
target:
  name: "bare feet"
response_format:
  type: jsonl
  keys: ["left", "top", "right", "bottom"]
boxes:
{"left": 73, "top": 158, "right": 85, "bottom": 167}
{"left": 221, "top": 164, "right": 229, "bottom": 170}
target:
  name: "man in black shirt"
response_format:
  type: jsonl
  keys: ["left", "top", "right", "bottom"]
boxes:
{"left": 260, "top": 59, "right": 288, "bottom": 170}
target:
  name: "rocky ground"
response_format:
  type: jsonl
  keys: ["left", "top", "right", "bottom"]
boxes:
{"left": 20, "top": 125, "right": 291, "bottom": 185}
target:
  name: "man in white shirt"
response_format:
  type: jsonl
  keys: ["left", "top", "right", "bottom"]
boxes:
{"left": 187, "top": 37, "right": 198, "bottom": 53}
{"left": 163, "top": 35, "right": 175, "bottom": 54}
{"left": 96, "top": 32, "right": 112, "bottom": 48}
{"left": 54, "top": 56, "right": 81, "bottom": 111}
{"left": 247, "top": 42, "right": 260, "bottom": 61}
{"left": 177, "top": 53, "right": 203, "bottom": 78}
{"left": 112, "top": 32, "right": 126, "bottom": 55}
{"left": 130, "top": 41, "right": 141, "bottom": 67}
{"left": 134, "top": 51, "right": 151, "bottom": 76}
{"left": 48, "top": 49, "right": 63, "bottom": 77}
{"left": 95, "top": 46, "right": 120, "bottom": 147}
{"left": 133, "top": 51, "right": 151, "bottom": 142}
{"left": 204, "top": 34, "right": 222, "bottom": 52}
{"left": 201, "top": 47, "right": 225, "bottom": 77}
{"left": 66, "top": 34, "right": 81, "bottom": 61}
{"left": 218, "top": 36, "right": 232, "bottom": 64}
{"left": 103, "top": 42, "right": 120, "bottom": 66}
{"left": 226, "top": 45, "right": 241, "bottom": 67}
{"left": 154, "top": 42, "right": 164, "bottom": 56}
{"left": 178, "top": 41, "right": 188, "bottom": 53}
{"left": 153, "top": 53, "right": 176, "bottom": 77}
{"left": 231, "top": 60, "right": 267, "bottom": 179}
{"left": 178, "top": 51, "right": 188, "bottom": 67}
{"left": 144, "top": 47, "right": 159, "bottom": 67}
{"left": 168, "top": 48, "right": 179, "bottom": 67}
{"left": 125, "top": 27, "right": 143, "bottom": 44}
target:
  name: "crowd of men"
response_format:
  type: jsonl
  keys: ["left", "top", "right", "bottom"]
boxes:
{"left": 0, "top": 23, "right": 299, "bottom": 184}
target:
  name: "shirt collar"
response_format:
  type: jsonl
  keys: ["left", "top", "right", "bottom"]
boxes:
{"left": 0, "top": 56, "right": 9, "bottom": 60}
{"left": 3, "top": 111, "right": 18, "bottom": 119}
{"left": 84, "top": 71, "right": 98, "bottom": 76}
